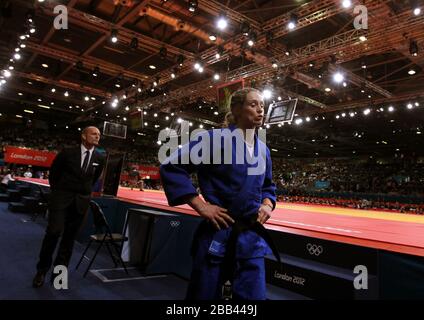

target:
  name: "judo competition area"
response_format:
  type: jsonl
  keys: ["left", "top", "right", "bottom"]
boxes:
{"left": 16, "top": 178, "right": 424, "bottom": 300}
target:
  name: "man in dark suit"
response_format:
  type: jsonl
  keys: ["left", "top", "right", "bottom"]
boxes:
{"left": 33, "top": 126, "right": 105, "bottom": 288}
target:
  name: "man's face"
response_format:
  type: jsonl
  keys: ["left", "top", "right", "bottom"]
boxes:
{"left": 82, "top": 127, "right": 101, "bottom": 147}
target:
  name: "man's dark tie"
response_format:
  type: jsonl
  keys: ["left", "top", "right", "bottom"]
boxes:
{"left": 81, "top": 150, "right": 90, "bottom": 172}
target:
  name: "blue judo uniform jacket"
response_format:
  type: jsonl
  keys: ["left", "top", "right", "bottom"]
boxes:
{"left": 160, "top": 125, "right": 276, "bottom": 299}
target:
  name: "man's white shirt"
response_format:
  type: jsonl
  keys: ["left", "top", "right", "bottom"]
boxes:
{"left": 80, "top": 144, "right": 94, "bottom": 169}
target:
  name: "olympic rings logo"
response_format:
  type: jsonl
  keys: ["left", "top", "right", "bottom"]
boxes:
{"left": 170, "top": 220, "right": 180, "bottom": 228}
{"left": 306, "top": 243, "right": 324, "bottom": 256}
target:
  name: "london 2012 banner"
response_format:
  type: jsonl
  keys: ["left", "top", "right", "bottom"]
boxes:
{"left": 4, "top": 146, "right": 57, "bottom": 167}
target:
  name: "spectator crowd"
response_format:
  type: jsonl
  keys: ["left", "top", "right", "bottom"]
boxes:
{"left": 1, "top": 126, "right": 423, "bottom": 213}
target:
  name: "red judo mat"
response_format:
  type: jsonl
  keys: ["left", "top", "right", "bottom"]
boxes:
{"left": 17, "top": 178, "right": 424, "bottom": 257}
{"left": 116, "top": 188, "right": 424, "bottom": 257}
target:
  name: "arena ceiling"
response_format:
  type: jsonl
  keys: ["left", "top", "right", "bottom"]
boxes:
{"left": 0, "top": 0, "right": 423, "bottom": 158}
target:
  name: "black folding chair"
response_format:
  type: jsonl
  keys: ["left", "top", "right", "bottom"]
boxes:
{"left": 32, "top": 185, "right": 49, "bottom": 222}
{"left": 76, "top": 200, "right": 128, "bottom": 277}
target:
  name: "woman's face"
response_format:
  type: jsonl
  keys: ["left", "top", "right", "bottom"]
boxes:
{"left": 235, "top": 91, "right": 265, "bottom": 129}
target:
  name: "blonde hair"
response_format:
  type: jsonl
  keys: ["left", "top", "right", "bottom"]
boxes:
{"left": 223, "top": 87, "right": 262, "bottom": 127}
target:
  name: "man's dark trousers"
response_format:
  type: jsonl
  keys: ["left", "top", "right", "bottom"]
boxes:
{"left": 36, "top": 191, "right": 90, "bottom": 273}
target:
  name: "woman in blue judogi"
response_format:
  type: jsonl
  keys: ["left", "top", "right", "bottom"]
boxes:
{"left": 160, "top": 88, "right": 278, "bottom": 300}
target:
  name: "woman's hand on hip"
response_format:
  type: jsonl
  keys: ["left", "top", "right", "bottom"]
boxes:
{"left": 257, "top": 204, "right": 272, "bottom": 224}
{"left": 198, "top": 203, "right": 234, "bottom": 230}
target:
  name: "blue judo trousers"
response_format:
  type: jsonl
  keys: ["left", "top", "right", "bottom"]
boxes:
{"left": 160, "top": 125, "right": 277, "bottom": 300}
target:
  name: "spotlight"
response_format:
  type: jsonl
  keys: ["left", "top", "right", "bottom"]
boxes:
{"left": 363, "top": 108, "right": 371, "bottom": 115}
{"left": 388, "top": 106, "right": 394, "bottom": 112}
{"left": 409, "top": 40, "right": 419, "bottom": 56}
{"left": 342, "top": 0, "right": 352, "bottom": 8}
{"left": 188, "top": 0, "right": 198, "bottom": 12}
{"left": 130, "top": 37, "right": 138, "bottom": 49}
{"left": 217, "top": 16, "right": 228, "bottom": 30}
{"left": 414, "top": 7, "right": 421, "bottom": 16}
{"left": 194, "top": 62, "right": 200, "bottom": 70}
{"left": 408, "top": 69, "right": 416, "bottom": 75}
{"left": 359, "top": 35, "right": 367, "bottom": 42}
{"left": 247, "top": 31, "right": 257, "bottom": 46}
{"left": 216, "top": 45, "right": 224, "bottom": 59}
{"left": 209, "top": 34, "right": 217, "bottom": 41}
{"left": 333, "top": 72, "right": 344, "bottom": 83}
{"left": 64, "top": 91, "right": 69, "bottom": 97}
{"left": 262, "top": 89, "right": 272, "bottom": 99}
{"left": 198, "top": 66, "right": 204, "bottom": 73}
{"left": 13, "top": 53, "right": 21, "bottom": 60}
{"left": 213, "top": 73, "right": 220, "bottom": 80}
{"left": 288, "top": 14, "right": 298, "bottom": 30}
{"left": 26, "top": 9, "right": 35, "bottom": 21}
{"left": 3, "top": 70, "right": 12, "bottom": 78}
{"left": 407, "top": 103, "right": 413, "bottom": 109}
{"left": 171, "top": 73, "right": 176, "bottom": 79}
{"left": 111, "top": 29, "right": 118, "bottom": 43}
{"left": 240, "top": 21, "right": 250, "bottom": 36}
{"left": 92, "top": 66, "right": 99, "bottom": 77}
{"left": 177, "top": 54, "right": 184, "bottom": 66}
{"left": 29, "top": 27, "right": 36, "bottom": 34}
